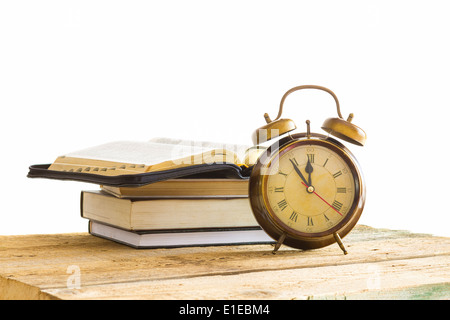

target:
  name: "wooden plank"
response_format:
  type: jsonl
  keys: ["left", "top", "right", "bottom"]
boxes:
{"left": 317, "top": 283, "right": 450, "bottom": 300}
{"left": 0, "top": 225, "right": 449, "bottom": 300}
{"left": 43, "top": 255, "right": 450, "bottom": 300}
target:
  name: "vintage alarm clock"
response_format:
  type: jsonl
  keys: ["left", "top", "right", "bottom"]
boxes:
{"left": 249, "top": 85, "right": 366, "bottom": 254}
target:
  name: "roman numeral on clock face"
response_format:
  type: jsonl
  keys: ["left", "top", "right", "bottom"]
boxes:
{"left": 277, "top": 199, "right": 288, "bottom": 211}
{"left": 307, "top": 154, "right": 315, "bottom": 163}
{"left": 337, "top": 187, "right": 346, "bottom": 193}
{"left": 278, "top": 170, "right": 288, "bottom": 177}
{"left": 332, "top": 200, "right": 343, "bottom": 211}
{"left": 289, "top": 211, "right": 298, "bottom": 222}
{"left": 333, "top": 171, "right": 342, "bottom": 179}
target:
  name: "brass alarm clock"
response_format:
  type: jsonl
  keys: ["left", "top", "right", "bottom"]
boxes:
{"left": 249, "top": 85, "right": 366, "bottom": 254}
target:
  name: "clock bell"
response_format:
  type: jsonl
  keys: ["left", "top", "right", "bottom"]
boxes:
{"left": 251, "top": 85, "right": 367, "bottom": 147}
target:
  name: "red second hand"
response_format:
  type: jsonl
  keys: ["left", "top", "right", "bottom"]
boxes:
{"left": 301, "top": 182, "right": 343, "bottom": 216}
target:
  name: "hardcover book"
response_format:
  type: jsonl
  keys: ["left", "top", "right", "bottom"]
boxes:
{"left": 88, "top": 220, "right": 274, "bottom": 249}
{"left": 100, "top": 178, "right": 249, "bottom": 198}
{"left": 81, "top": 190, "right": 259, "bottom": 231}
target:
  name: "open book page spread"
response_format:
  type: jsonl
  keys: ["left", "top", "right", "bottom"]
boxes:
{"left": 48, "top": 138, "right": 257, "bottom": 176}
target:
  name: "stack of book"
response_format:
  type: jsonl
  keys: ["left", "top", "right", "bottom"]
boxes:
{"left": 29, "top": 137, "right": 273, "bottom": 248}
{"left": 81, "top": 179, "right": 274, "bottom": 248}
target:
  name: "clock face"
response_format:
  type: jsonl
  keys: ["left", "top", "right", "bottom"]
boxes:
{"left": 262, "top": 140, "right": 357, "bottom": 236}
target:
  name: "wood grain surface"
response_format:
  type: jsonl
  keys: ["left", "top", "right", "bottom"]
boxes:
{"left": 0, "top": 225, "right": 448, "bottom": 300}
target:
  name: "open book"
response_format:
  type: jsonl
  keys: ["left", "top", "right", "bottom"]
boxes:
{"left": 28, "top": 138, "right": 265, "bottom": 187}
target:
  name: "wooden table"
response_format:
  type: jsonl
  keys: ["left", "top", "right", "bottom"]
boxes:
{"left": 0, "top": 225, "right": 449, "bottom": 300}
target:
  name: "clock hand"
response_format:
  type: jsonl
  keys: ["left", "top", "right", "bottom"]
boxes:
{"left": 301, "top": 181, "right": 343, "bottom": 216}
{"left": 305, "top": 158, "right": 313, "bottom": 186}
{"left": 289, "top": 158, "right": 309, "bottom": 187}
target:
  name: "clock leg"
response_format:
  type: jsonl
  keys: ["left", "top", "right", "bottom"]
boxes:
{"left": 272, "top": 233, "right": 287, "bottom": 254}
{"left": 333, "top": 232, "right": 348, "bottom": 255}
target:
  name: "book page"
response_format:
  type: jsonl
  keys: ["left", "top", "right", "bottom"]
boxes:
{"left": 64, "top": 140, "right": 216, "bottom": 166}
{"left": 47, "top": 138, "right": 256, "bottom": 175}
{"left": 148, "top": 137, "right": 267, "bottom": 167}
{"left": 148, "top": 137, "right": 251, "bottom": 161}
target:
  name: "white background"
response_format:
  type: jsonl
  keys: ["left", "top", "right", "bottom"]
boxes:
{"left": 1, "top": 1, "right": 449, "bottom": 237}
